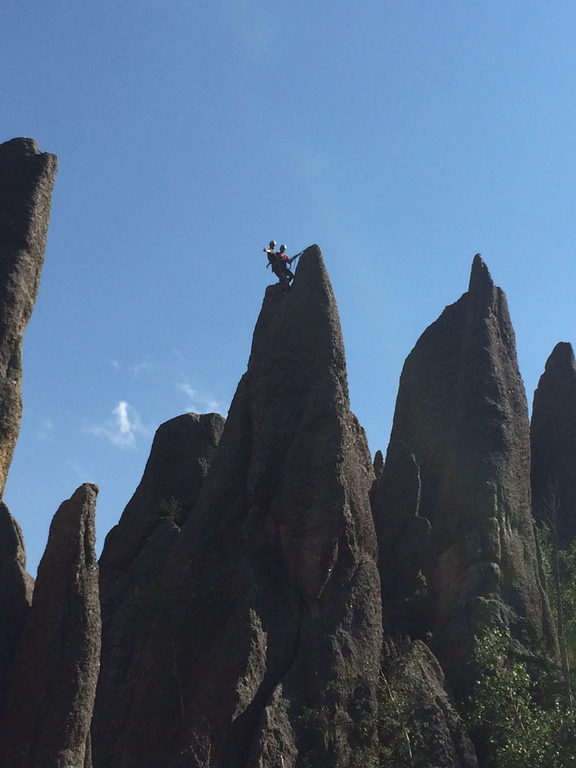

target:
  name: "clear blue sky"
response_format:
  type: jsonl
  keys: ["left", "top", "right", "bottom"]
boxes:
{"left": 2, "top": 0, "right": 576, "bottom": 573}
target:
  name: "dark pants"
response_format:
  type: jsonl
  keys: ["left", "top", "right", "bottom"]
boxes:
{"left": 273, "top": 264, "right": 294, "bottom": 287}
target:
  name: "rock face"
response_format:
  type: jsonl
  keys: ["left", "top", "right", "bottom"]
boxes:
{"left": 98, "top": 411, "right": 225, "bottom": 617}
{"left": 0, "top": 484, "right": 100, "bottom": 768}
{"left": 531, "top": 342, "right": 576, "bottom": 549}
{"left": 0, "top": 503, "right": 33, "bottom": 721}
{"left": 372, "top": 255, "right": 557, "bottom": 695}
{"left": 92, "top": 412, "right": 225, "bottom": 768}
{"left": 96, "top": 246, "right": 383, "bottom": 768}
{"left": 0, "top": 138, "right": 57, "bottom": 498}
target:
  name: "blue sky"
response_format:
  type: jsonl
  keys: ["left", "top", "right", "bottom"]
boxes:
{"left": 2, "top": 0, "right": 576, "bottom": 573}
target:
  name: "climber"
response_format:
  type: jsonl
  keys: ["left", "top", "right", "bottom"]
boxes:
{"left": 277, "top": 244, "right": 295, "bottom": 281}
{"left": 263, "top": 240, "right": 277, "bottom": 260}
{"left": 263, "top": 241, "right": 294, "bottom": 289}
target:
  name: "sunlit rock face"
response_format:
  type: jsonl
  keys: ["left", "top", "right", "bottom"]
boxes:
{"left": 372, "top": 255, "right": 558, "bottom": 696}
{"left": 0, "top": 484, "right": 100, "bottom": 768}
{"left": 531, "top": 342, "right": 576, "bottom": 549}
{"left": 96, "top": 247, "right": 383, "bottom": 768}
{"left": 0, "top": 138, "right": 57, "bottom": 498}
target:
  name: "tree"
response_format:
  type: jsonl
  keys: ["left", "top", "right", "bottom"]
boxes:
{"left": 467, "top": 627, "right": 576, "bottom": 768}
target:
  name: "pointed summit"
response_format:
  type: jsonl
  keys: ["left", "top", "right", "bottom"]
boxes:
{"left": 469, "top": 252, "right": 489, "bottom": 284}
{"left": 544, "top": 341, "right": 576, "bottom": 373}
{"left": 249, "top": 245, "right": 346, "bottom": 396}
{"left": 467, "top": 252, "right": 499, "bottom": 307}
{"left": 0, "top": 484, "right": 100, "bottom": 768}
{"left": 93, "top": 412, "right": 225, "bottom": 768}
{"left": 531, "top": 342, "right": 576, "bottom": 548}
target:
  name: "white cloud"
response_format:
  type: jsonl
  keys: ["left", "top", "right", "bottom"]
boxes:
{"left": 36, "top": 417, "right": 53, "bottom": 442}
{"left": 67, "top": 461, "right": 91, "bottom": 482}
{"left": 87, "top": 401, "right": 149, "bottom": 447}
{"left": 108, "top": 357, "right": 155, "bottom": 377}
{"left": 129, "top": 360, "right": 154, "bottom": 377}
{"left": 176, "top": 382, "right": 227, "bottom": 415}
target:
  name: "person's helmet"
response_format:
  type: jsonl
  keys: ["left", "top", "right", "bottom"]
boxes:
{"left": 279, "top": 244, "right": 287, "bottom": 252}
{"left": 269, "top": 240, "right": 277, "bottom": 248}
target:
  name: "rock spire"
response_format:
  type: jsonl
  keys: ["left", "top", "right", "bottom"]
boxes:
{"left": 0, "top": 138, "right": 57, "bottom": 497}
{"left": 94, "top": 246, "right": 383, "bottom": 768}
{"left": 92, "top": 412, "right": 225, "bottom": 768}
{"left": 372, "top": 255, "right": 557, "bottom": 695}
{"left": 0, "top": 484, "right": 100, "bottom": 768}
{"left": 531, "top": 341, "right": 576, "bottom": 549}
{"left": 0, "top": 503, "right": 33, "bottom": 721}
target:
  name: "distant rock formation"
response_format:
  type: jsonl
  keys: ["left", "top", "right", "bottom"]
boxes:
{"left": 531, "top": 342, "right": 576, "bottom": 549}
{"left": 0, "top": 503, "right": 33, "bottom": 721}
{"left": 0, "top": 484, "right": 100, "bottom": 768}
{"left": 0, "top": 138, "right": 57, "bottom": 498}
{"left": 372, "top": 255, "right": 558, "bottom": 695}
{"left": 93, "top": 412, "right": 225, "bottom": 768}
{"left": 95, "top": 246, "right": 383, "bottom": 768}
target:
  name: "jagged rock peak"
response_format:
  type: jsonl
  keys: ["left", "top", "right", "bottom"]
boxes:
{"left": 531, "top": 341, "right": 576, "bottom": 548}
{"left": 98, "top": 411, "right": 225, "bottom": 615}
{"left": 373, "top": 255, "right": 557, "bottom": 696}
{"left": 0, "top": 137, "right": 57, "bottom": 497}
{"left": 93, "top": 412, "right": 225, "bottom": 768}
{"left": 0, "top": 484, "right": 100, "bottom": 768}
{"left": 250, "top": 244, "right": 348, "bottom": 400}
{"left": 0, "top": 137, "right": 43, "bottom": 156}
{"left": 468, "top": 252, "right": 492, "bottom": 291}
{"left": 544, "top": 341, "right": 575, "bottom": 372}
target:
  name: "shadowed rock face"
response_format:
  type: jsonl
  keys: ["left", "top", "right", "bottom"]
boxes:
{"left": 0, "top": 503, "right": 33, "bottom": 721}
{"left": 382, "top": 640, "right": 478, "bottom": 768}
{"left": 531, "top": 342, "right": 576, "bottom": 549}
{"left": 99, "top": 246, "right": 382, "bottom": 768}
{"left": 92, "top": 412, "right": 225, "bottom": 768}
{"left": 372, "top": 255, "right": 557, "bottom": 695}
{"left": 0, "top": 138, "right": 57, "bottom": 498}
{"left": 98, "top": 412, "right": 226, "bottom": 618}
{"left": 0, "top": 484, "right": 100, "bottom": 768}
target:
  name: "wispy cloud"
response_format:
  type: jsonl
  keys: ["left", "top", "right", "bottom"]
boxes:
{"left": 67, "top": 460, "right": 92, "bottom": 483}
{"left": 129, "top": 360, "right": 154, "bottom": 377}
{"left": 176, "top": 382, "right": 227, "bottom": 415}
{"left": 36, "top": 417, "right": 53, "bottom": 442}
{"left": 87, "top": 401, "right": 149, "bottom": 447}
{"left": 108, "top": 356, "right": 155, "bottom": 378}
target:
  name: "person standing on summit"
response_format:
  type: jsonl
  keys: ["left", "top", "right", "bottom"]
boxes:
{"left": 263, "top": 240, "right": 277, "bottom": 261}
{"left": 277, "top": 244, "right": 295, "bottom": 284}
{"left": 263, "top": 241, "right": 294, "bottom": 289}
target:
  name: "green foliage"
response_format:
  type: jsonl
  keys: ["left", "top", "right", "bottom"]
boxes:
{"left": 158, "top": 495, "right": 183, "bottom": 524}
{"left": 298, "top": 665, "right": 441, "bottom": 768}
{"left": 467, "top": 627, "right": 576, "bottom": 768}
{"left": 537, "top": 524, "right": 576, "bottom": 676}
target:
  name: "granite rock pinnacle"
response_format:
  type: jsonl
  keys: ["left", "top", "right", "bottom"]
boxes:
{"left": 96, "top": 246, "right": 382, "bottom": 768}
{"left": 372, "top": 255, "right": 557, "bottom": 695}
{"left": 0, "top": 138, "right": 57, "bottom": 497}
